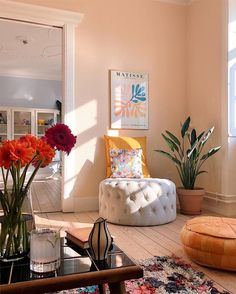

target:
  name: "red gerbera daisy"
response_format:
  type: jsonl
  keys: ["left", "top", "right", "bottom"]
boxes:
{"left": 44, "top": 123, "right": 76, "bottom": 154}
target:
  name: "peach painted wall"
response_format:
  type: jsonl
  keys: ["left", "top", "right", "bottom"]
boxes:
{"left": 186, "top": 0, "right": 227, "bottom": 193}
{"left": 186, "top": 0, "right": 236, "bottom": 216}
{"left": 187, "top": 0, "right": 227, "bottom": 193}
{"left": 10, "top": 0, "right": 187, "bottom": 210}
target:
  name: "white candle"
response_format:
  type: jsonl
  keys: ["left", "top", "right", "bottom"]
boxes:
{"left": 30, "top": 228, "right": 61, "bottom": 273}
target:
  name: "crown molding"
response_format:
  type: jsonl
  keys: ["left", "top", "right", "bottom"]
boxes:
{"left": 0, "top": 0, "right": 83, "bottom": 26}
{"left": 156, "top": 0, "right": 193, "bottom": 6}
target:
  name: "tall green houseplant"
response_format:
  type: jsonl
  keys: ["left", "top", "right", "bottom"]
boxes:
{"left": 155, "top": 117, "right": 221, "bottom": 190}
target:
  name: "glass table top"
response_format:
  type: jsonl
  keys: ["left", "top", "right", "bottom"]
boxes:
{"left": 0, "top": 238, "right": 136, "bottom": 285}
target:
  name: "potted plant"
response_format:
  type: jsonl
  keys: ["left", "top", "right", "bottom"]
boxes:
{"left": 155, "top": 117, "right": 221, "bottom": 215}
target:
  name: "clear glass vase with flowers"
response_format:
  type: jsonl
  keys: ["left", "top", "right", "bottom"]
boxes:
{"left": 0, "top": 124, "right": 76, "bottom": 261}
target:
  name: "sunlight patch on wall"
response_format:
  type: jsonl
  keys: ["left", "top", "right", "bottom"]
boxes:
{"left": 77, "top": 99, "right": 97, "bottom": 133}
{"left": 79, "top": 137, "right": 97, "bottom": 163}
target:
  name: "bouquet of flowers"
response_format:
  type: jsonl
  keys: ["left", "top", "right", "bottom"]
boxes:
{"left": 0, "top": 124, "right": 76, "bottom": 261}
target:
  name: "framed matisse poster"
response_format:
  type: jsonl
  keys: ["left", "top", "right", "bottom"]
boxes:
{"left": 110, "top": 70, "right": 148, "bottom": 129}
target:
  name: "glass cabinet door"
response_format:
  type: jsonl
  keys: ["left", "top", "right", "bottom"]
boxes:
{"left": 0, "top": 110, "right": 9, "bottom": 143}
{"left": 36, "top": 111, "right": 57, "bottom": 138}
{"left": 12, "top": 110, "right": 33, "bottom": 139}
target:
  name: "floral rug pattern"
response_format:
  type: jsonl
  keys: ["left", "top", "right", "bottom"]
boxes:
{"left": 52, "top": 256, "right": 230, "bottom": 294}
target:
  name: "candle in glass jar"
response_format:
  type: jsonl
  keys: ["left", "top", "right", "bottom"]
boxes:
{"left": 30, "top": 228, "right": 61, "bottom": 273}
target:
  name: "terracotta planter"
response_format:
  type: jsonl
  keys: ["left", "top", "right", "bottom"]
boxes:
{"left": 177, "top": 187, "right": 205, "bottom": 215}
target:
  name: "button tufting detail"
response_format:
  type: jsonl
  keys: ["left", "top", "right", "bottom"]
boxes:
{"left": 99, "top": 178, "right": 176, "bottom": 226}
{"left": 130, "top": 194, "right": 136, "bottom": 201}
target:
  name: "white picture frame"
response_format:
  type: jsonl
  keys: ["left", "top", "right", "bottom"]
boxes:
{"left": 110, "top": 70, "right": 148, "bottom": 129}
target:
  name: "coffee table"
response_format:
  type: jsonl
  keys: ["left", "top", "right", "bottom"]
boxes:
{"left": 0, "top": 238, "right": 143, "bottom": 294}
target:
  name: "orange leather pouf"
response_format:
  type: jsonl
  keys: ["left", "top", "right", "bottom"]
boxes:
{"left": 180, "top": 216, "right": 236, "bottom": 271}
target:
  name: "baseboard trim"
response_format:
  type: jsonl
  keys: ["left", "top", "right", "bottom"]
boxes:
{"left": 203, "top": 191, "right": 236, "bottom": 217}
{"left": 74, "top": 197, "right": 99, "bottom": 212}
{"left": 74, "top": 192, "right": 236, "bottom": 216}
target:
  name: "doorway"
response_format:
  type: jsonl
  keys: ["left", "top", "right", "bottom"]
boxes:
{"left": 0, "top": 19, "right": 62, "bottom": 213}
{"left": 0, "top": 0, "right": 82, "bottom": 212}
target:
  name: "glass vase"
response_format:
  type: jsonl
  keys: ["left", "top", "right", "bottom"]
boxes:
{"left": 0, "top": 189, "right": 35, "bottom": 262}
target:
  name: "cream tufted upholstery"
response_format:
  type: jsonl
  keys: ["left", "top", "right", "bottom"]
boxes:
{"left": 99, "top": 178, "right": 176, "bottom": 226}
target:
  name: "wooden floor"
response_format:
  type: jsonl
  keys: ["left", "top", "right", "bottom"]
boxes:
{"left": 31, "top": 175, "right": 61, "bottom": 213}
{"left": 35, "top": 211, "right": 236, "bottom": 293}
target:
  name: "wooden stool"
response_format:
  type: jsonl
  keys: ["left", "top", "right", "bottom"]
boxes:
{"left": 180, "top": 216, "right": 236, "bottom": 271}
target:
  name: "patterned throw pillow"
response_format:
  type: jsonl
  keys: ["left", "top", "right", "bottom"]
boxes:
{"left": 109, "top": 149, "right": 143, "bottom": 178}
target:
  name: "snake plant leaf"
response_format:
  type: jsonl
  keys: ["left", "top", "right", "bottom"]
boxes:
{"left": 197, "top": 131, "right": 205, "bottom": 142}
{"left": 190, "top": 129, "right": 197, "bottom": 146}
{"left": 162, "top": 134, "right": 179, "bottom": 152}
{"left": 181, "top": 116, "right": 190, "bottom": 138}
{"left": 166, "top": 131, "right": 181, "bottom": 146}
{"left": 201, "top": 146, "right": 221, "bottom": 160}
{"left": 154, "top": 150, "right": 181, "bottom": 166}
{"left": 201, "top": 127, "right": 214, "bottom": 146}
{"left": 196, "top": 170, "right": 207, "bottom": 176}
{"left": 187, "top": 138, "right": 199, "bottom": 158}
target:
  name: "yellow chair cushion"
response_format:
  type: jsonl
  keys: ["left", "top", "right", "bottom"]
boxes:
{"left": 180, "top": 216, "right": 236, "bottom": 271}
{"left": 104, "top": 135, "right": 150, "bottom": 178}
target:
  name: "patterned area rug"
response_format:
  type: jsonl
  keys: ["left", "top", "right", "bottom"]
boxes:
{"left": 52, "top": 256, "right": 230, "bottom": 294}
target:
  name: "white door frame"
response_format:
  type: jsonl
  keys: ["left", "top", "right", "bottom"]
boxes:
{"left": 0, "top": 0, "right": 83, "bottom": 212}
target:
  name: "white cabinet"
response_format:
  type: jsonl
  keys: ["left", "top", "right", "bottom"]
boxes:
{"left": 0, "top": 107, "right": 61, "bottom": 180}
{"left": 0, "top": 107, "right": 59, "bottom": 140}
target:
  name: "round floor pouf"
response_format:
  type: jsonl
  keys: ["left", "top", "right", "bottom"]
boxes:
{"left": 180, "top": 216, "right": 236, "bottom": 271}
{"left": 99, "top": 178, "right": 176, "bottom": 226}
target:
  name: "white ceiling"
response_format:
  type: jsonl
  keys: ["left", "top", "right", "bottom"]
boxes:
{"left": 0, "top": 0, "right": 191, "bottom": 81}
{"left": 0, "top": 19, "right": 62, "bottom": 80}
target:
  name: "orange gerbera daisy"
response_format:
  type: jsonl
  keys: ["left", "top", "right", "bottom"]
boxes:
{"left": 0, "top": 141, "right": 12, "bottom": 169}
{"left": 20, "top": 134, "right": 39, "bottom": 151}
{"left": 33, "top": 139, "right": 55, "bottom": 168}
{"left": 9, "top": 140, "right": 35, "bottom": 167}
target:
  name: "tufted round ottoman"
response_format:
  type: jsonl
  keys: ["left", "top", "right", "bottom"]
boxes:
{"left": 99, "top": 178, "right": 176, "bottom": 226}
{"left": 180, "top": 216, "right": 236, "bottom": 271}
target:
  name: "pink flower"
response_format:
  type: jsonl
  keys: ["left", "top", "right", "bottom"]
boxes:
{"left": 44, "top": 123, "right": 76, "bottom": 154}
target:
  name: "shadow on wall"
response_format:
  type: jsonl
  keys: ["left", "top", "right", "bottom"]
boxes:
{"left": 71, "top": 136, "right": 106, "bottom": 199}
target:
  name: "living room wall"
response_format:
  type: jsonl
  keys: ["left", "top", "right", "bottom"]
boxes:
{"left": 187, "top": 0, "right": 236, "bottom": 216}
{"left": 0, "top": 76, "right": 61, "bottom": 109}
{"left": 11, "top": 0, "right": 187, "bottom": 211}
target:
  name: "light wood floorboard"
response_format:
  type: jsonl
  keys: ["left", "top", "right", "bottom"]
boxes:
{"left": 35, "top": 211, "right": 236, "bottom": 293}
{"left": 31, "top": 176, "right": 61, "bottom": 213}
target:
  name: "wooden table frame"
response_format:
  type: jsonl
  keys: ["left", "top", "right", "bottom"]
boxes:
{"left": 0, "top": 266, "right": 143, "bottom": 294}
{"left": 0, "top": 242, "right": 143, "bottom": 294}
